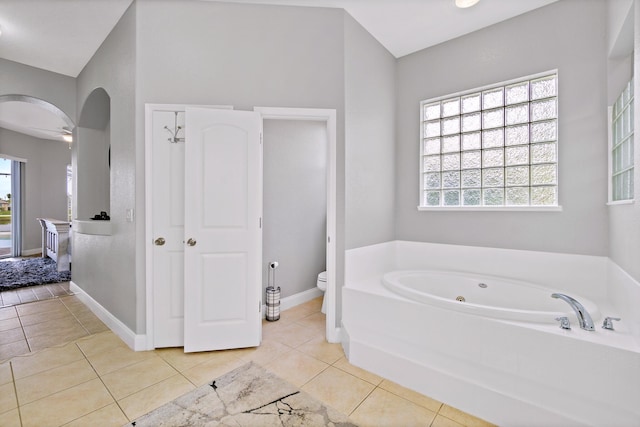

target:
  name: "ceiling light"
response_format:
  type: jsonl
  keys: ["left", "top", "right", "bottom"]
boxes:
{"left": 456, "top": 0, "right": 480, "bottom": 8}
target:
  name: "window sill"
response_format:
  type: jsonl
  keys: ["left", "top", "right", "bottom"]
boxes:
{"left": 607, "top": 200, "right": 635, "bottom": 206}
{"left": 417, "top": 206, "right": 563, "bottom": 212}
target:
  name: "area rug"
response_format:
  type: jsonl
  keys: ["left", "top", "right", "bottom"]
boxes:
{"left": 0, "top": 257, "right": 71, "bottom": 291}
{"left": 130, "top": 362, "right": 357, "bottom": 427}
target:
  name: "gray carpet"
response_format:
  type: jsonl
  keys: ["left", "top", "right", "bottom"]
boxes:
{"left": 130, "top": 362, "right": 356, "bottom": 427}
{"left": 0, "top": 257, "right": 71, "bottom": 291}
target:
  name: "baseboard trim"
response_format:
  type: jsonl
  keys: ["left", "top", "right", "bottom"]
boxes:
{"left": 70, "top": 281, "right": 147, "bottom": 351}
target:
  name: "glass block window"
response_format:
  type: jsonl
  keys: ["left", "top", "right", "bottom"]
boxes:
{"left": 611, "top": 79, "right": 634, "bottom": 201}
{"left": 420, "top": 72, "right": 558, "bottom": 208}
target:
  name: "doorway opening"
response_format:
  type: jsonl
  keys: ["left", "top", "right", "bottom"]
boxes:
{"left": 255, "top": 107, "right": 338, "bottom": 343}
{"left": 0, "top": 158, "right": 12, "bottom": 258}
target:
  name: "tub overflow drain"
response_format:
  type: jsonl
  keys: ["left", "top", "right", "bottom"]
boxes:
{"left": 456, "top": 296, "right": 466, "bottom": 302}
{"left": 478, "top": 283, "right": 487, "bottom": 288}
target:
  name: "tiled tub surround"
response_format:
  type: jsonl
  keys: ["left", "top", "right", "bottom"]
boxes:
{"left": 342, "top": 241, "right": 640, "bottom": 426}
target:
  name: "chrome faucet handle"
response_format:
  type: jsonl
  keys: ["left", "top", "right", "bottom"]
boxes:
{"left": 555, "top": 316, "right": 571, "bottom": 330}
{"left": 602, "top": 317, "right": 621, "bottom": 330}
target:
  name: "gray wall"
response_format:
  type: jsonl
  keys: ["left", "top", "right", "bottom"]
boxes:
{"left": 395, "top": 0, "right": 609, "bottom": 256}
{"left": 0, "top": 58, "right": 76, "bottom": 122}
{"left": 609, "top": 0, "right": 640, "bottom": 283}
{"left": 344, "top": 14, "right": 396, "bottom": 250}
{"left": 262, "top": 120, "right": 327, "bottom": 298}
{"left": 0, "top": 127, "right": 70, "bottom": 253}
{"left": 74, "top": 3, "right": 137, "bottom": 331}
{"left": 136, "top": 0, "right": 347, "bottom": 329}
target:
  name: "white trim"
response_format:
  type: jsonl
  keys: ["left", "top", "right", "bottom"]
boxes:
{"left": 144, "top": 103, "right": 233, "bottom": 351}
{"left": 70, "top": 281, "right": 147, "bottom": 351}
{"left": 254, "top": 106, "right": 339, "bottom": 343}
{"left": 607, "top": 199, "right": 635, "bottom": 206}
{"left": 418, "top": 205, "right": 563, "bottom": 212}
{"left": 607, "top": 105, "right": 614, "bottom": 203}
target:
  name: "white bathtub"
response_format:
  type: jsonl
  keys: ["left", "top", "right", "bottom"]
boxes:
{"left": 382, "top": 270, "right": 601, "bottom": 324}
{"left": 343, "top": 241, "right": 640, "bottom": 426}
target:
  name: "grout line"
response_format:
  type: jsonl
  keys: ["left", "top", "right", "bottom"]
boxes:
{"left": 8, "top": 361, "right": 24, "bottom": 427}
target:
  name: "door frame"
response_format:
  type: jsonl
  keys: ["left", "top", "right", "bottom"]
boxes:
{"left": 255, "top": 107, "right": 339, "bottom": 343}
{"left": 144, "top": 104, "right": 339, "bottom": 349}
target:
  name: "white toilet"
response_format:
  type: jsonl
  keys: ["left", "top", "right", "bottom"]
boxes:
{"left": 317, "top": 271, "right": 327, "bottom": 313}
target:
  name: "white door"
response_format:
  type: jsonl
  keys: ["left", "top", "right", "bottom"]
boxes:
{"left": 183, "top": 108, "right": 262, "bottom": 352}
{"left": 151, "top": 110, "right": 186, "bottom": 347}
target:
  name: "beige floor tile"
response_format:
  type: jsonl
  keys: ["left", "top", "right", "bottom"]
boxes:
{"left": 0, "top": 317, "right": 21, "bottom": 332}
{"left": 237, "top": 339, "right": 292, "bottom": 366}
{"left": 78, "top": 316, "right": 110, "bottom": 334}
{"left": 332, "top": 357, "right": 383, "bottom": 386}
{"left": 262, "top": 321, "right": 319, "bottom": 348}
{"left": 11, "top": 341, "right": 85, "bottom": 379}
{"left": 75, "top": 331, "right": 128, "bottom": 358}
{"left": 101, "top": 356, "right": 178, "bottom": 400}
{"left": 0, "top": 327, "right": 26, "bottom": 344}
{"left": 431, "top": 414, "right": 466, "bottom": 427}
{"left": 181, "top": 353, "right": 246, "bottom": 387}
{"left": 0, "top": 381, "right": 17, "bottom": 414}
{"left": 0, "top": 408, "right": 21, "bottom": 427}
{"left": 0, "top": 362, "right": 12, "bottom": 385}
{"left": 349, "top": 387, "right": 437, "bottom": 427}
{"left": 438, "top": 405, "right": 496, "bottom": 427}
{"left": 20, "top": 378, "right": 114, "bottom": 427}
{"left": 19, "top": 306, "right": 75, "bottom": 327}
{"left": 301, "top": 366, "right": 375, "bottom": 416}
{"left": 379, "top": 379, "right": 443, "bottom": 413}
{"left": 117, "top": 374, "right": 195, "bottom": 421}
{"left": 64, "top": 403, "right": 129, "bottom": 427}
{"left": 0, "top": 339, "right": 29, "bottom": 362}
{"left": 22, "top": 315, "right": 84, "bottom": 338}
{"left": 265, "top": 349, "right": 328, "bottom": 388}
{"left": 276, "top": 304, "right": 318, "bottom": 324}
{"left": 155, "top": 347, "right": 226, "bottom": 372}
{"left": 0, "top": 306, "right": 17, "bottom": 321}
{"left": 16, "top": 298, "right": 66, "bottom": 316}
{"left": 1, "top": 291, "right": 21, "bottom": 307}
{"left": 296, "top": 297, "right": 323, "bottom": 313}
{"left": 297, "top": 335, "right": 345, "bottom": 364}
{"left": 26, "top": 324, "right": 89, "bottom": 352}
{"left": 15, "top": 358, "right": 97, "bottom": 405}
{"left": 295, "top": 312, "right": 326, "bottom": 330}
{"left": 85, "top": 343, "right": 157, "bottom": 376}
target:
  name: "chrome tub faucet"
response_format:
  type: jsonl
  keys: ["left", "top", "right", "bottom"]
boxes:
{"left": 551, "top": 293, "right": 595, "bottom": 331}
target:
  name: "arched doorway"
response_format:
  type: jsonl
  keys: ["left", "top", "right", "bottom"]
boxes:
{"left": 0, "top": 95, "right": 74, "bottom": 257}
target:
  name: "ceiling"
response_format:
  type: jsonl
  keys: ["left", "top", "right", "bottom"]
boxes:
{"left": 0, "top": 0, "right": 557, "bottom": 142}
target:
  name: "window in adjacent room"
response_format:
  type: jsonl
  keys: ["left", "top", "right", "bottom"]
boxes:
{"left": 611, "top": 78, "right": 634, "bottom": 202}
{"left": 419, "top": 71, "right": 558, "bottom": 209}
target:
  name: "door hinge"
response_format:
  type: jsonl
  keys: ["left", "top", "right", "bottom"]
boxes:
{"left": 259, "top": 300, "right": 262, "bottom": 312}
{"left": 260, "top": 133, "right": 263, "bottom": 144}
{"left": 259, "top": 217, "right": 262, "bottom": 228}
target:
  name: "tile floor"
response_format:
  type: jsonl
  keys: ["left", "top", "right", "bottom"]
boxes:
{"left": 0, "top": 286, "right": 107, "bottom": 362}
{"left": 0, "top": 282, "right": 74, "bottom": 308}
{"left": 0, "top": 296, "right": 495, "bottom": 427}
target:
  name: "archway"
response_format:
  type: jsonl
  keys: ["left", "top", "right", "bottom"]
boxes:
{"left": 0, "top": 95, "right": 74, "bottom": 257}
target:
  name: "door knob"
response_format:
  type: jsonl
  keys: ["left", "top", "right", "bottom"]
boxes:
{"left": 186, "top": 238, "right": 197, "bottom": 247}
{"left": 154, "top": 237, "right": 166, "bottom": 246}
